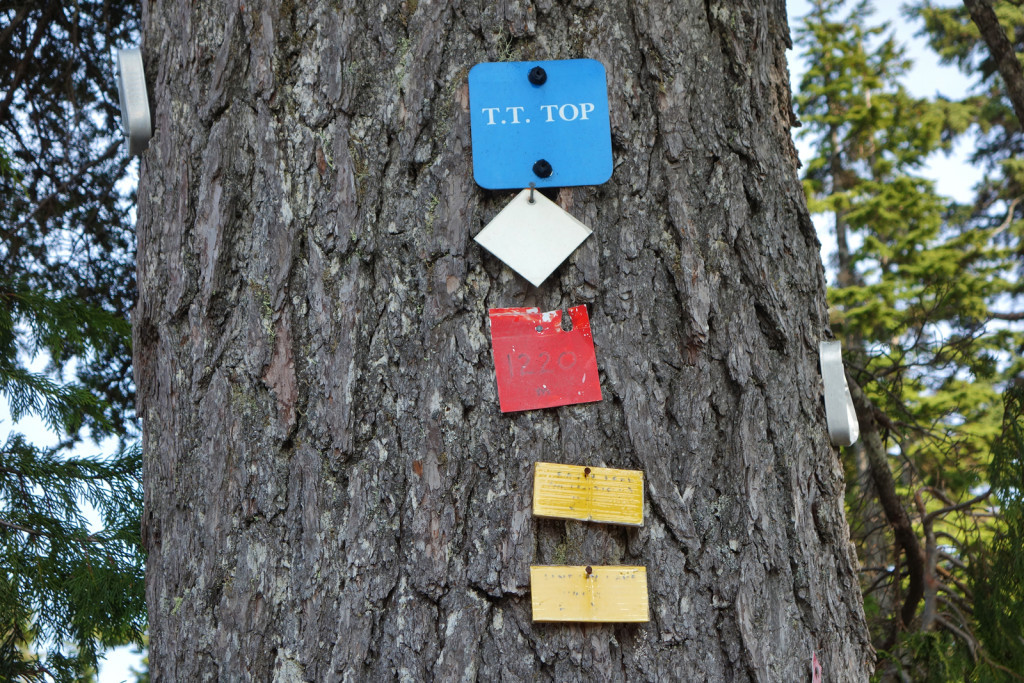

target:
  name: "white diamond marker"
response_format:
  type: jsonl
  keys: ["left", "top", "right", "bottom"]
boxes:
{"left": 474, "top": 188, "right": 593, "bottom": 287}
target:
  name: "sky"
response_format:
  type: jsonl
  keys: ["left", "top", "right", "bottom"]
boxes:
{"left": 1, "top": 1, "right": 984, "bottom": 680}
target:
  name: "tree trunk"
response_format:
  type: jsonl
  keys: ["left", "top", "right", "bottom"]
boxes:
{"left": 134, "top": 0, "right": 873, "bottom": 680}
{"left": 963, "top": 0, "right": 1024, "bottom": 125}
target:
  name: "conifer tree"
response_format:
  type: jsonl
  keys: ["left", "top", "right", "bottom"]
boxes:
{"left": 912, "top": 1, "right": 1024, "bottom": 277}
{"left": 795, "top": 0, "right": 1023, "bottom": 678}
{"left": 1, "top": 0, "right": 146, "bottom": 678}
{"left": 973, "top": 381, "right": 1024, "bottom": 679}
{"left": 911, "top": 2, "right": 1024, "bottom": 678}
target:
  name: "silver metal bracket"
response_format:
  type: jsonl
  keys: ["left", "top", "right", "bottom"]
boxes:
{"left": 116, "top": 48, "right": 152, "bottom": 156}
{"left": 819, "top": 340, "right": 860, "bottom": 447}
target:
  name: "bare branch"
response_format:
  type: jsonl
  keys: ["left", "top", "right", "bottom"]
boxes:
{"left": 924, "top": 488, "right": 991, "bottom": 525}
{"left": 936, "top": 565, "right": 973, "bottom": 601}
{"left": 936, "top": 585, "right": 974, "bottom": 615}
{"left": 0, "top": 3, "right": 32, "bottom": 50}
{"left": 934, "top": 614, "right": 979, "bottom": 662}
{"left": 849, "top": 375, "right": 927, "bottom": 629}
{"left": 13, "top": 139, "right": 126, "bottom": 232}
{"left": 916, "top": 490, "right": 940, "bottom": 631}
{"left": 0, "top": 2, "right": 60, "bottom": 120}
{"left": 980, "top": 653, "right": 1024, "bottom": 681}
{"left": 865, "top": 572, "right": 901, "bottom": 598}
{"left": 937, "top": 550, "right": 968, "bottom": 571}
{"left": 858, "top": 565, "right": 896, "bottom": 574}
{"left": 992, "top": 196, "right": 1021, "bottom": 238}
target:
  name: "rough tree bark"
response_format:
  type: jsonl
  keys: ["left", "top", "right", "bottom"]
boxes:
{"left": 963, "top": 0, "right": 1024, "bottom": 124}
{"left": 135, "top": 0, "right": 873, "bottom": 680}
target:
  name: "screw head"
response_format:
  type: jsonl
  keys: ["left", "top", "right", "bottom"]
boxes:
{"left": 533, "top": 159, "right": 552, "bottom": 178}
{"left": 528, "top": 66, "right": 547, "bottom": 85}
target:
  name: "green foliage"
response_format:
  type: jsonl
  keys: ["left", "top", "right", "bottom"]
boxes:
{"left": 876, "top": 630, "right": 974, "bottom": 683}
{"left": 912, "top": 1, "right": 1024, "bottom": 87}
{"left": 911, "top": 0, "right": 1024, "bottom": 245}
{"left": 1, "top": 0, "right": 140, "bottom": 438}
{"left": 0, "top": 440, "right": 144, "bottom": 681}
{"left": 1, "top": 0, "right": 145, "bottom": 678}
{"left": 972, "top": 383, "right": 1024, "bottom": 680}
{"left": 796, "top": 0, "right": 1024, "bottom": 678}
{"left": 1, "top": 287, "right": 130, "bottom": 438}
{"left": 0, "top": 282, "right": 144, "bottom": 679}
{"left": 797, "top": 0, "right": 1018, "bottom": 476}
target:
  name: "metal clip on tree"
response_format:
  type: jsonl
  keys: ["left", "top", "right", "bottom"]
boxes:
{"left": 116, "top": 48, "right": 152, "bottom": 156}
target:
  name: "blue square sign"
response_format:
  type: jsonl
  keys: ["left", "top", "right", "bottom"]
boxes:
{"left": 469, "top": 59, "right": 612, "bottom": 190}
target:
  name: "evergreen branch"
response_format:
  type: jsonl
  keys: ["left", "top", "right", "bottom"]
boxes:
{"left": 0, "top": 366, "right": 108, "bottom": 434}
{"left": 0, "top": 3, "right": 59, "bottom": 120}
{"left": 12, "top": 139, "right": 126, "bottom": 234}
{"left": 0, "top": 517, "right": 112, "bottom": 545}
{"left": 800, "top": 2, "right": 1023, "bottom": 674}
{"left": 1, "top": 1, "right": 144, "bottom": 677}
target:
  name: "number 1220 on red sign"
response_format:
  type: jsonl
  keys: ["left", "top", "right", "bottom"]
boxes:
{"left": 488, "top": 305, "right": 603, "bottom": 413}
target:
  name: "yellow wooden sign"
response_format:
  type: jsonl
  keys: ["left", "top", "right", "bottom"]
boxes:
{"left": 532, "top": 462, "right": 644, "bottom": 526}
{"left": 530, "top": 565, "right": 649, "bottom": 623}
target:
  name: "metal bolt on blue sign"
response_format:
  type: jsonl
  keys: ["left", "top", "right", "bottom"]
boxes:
{"left": 469, "top": 59, "right": 613, "bottom": 190}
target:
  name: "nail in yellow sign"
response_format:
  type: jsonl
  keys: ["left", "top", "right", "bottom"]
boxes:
{"left": 532, "top": 462, "right": 644, "bottom": 526}
{"left": 530, "top": 565, "right": 649, "bottom": 622}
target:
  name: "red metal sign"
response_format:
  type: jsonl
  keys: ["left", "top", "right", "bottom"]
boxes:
{"left": 489, "top": 305, "right": 602, "bottom": 412}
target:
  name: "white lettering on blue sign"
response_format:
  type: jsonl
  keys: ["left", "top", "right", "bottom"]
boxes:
{"left": 482, "top": 103, "right": 596, "bottom": 125}
{"left": 468, "top": 58, "right": 612, "bottom": 189}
